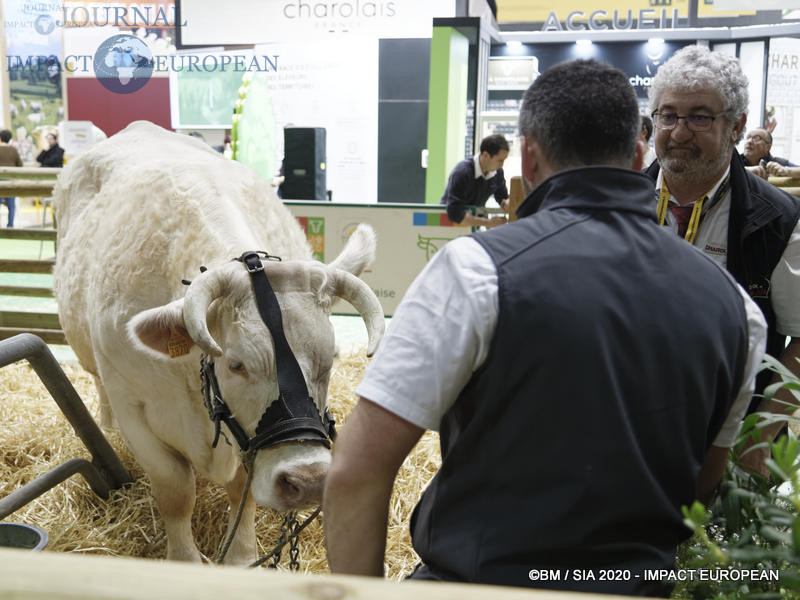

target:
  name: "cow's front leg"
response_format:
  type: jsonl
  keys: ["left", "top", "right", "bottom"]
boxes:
{"left": 148, "top": 453, "right": 203, "bottom": 562}
{"left": 221, "top": 464, "right": 257, "bottom": 565}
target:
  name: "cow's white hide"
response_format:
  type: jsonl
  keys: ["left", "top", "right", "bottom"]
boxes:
{"left": 52, "top": 121, "right": 384, "bottom": 563}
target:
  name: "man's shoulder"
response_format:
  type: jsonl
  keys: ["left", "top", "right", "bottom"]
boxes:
{"left": 0, "top": 145, "right": 22, "bottom": 163}
{"left": 451, "top": 157, "right": 473, "bottom": 172}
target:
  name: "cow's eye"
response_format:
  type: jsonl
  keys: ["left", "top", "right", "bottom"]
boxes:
{"left": 229, "top": 361, "right": 247, "bottom": 376}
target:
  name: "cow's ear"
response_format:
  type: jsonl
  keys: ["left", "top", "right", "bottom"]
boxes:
{"left": 127, "top": 299, "right": 196, "bottom": 361}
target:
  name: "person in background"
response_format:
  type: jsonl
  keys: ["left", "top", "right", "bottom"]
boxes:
{"left": 644, "top": 45, "right": 800, "bottom": 474}
{"left": 640, "top": 114, "right": 657, "bottom": 169}
{"left": 440, "top": 133, "right": 509, "bottom": 229}
{"left": 323, "top": 59, "right": 766, "bottom": 597}
{"left": 742, "top": 127, "right": 796, "bottom": 179}
{"left": 0, "top": 129, "right": 23, "bottom": 227}
{"left": 36, "top": 132, "right": 64, "bottom": 167}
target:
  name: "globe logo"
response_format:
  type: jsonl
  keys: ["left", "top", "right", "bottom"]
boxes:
{"left": 34, "top": 14, "right": 56, "bottom": 35}
{"left": 93, "top": 34, "right": 154, "bottom": 94}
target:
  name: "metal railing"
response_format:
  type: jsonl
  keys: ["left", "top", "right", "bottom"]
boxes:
{"left": 0, "top": 334, "right": 132, "bottom": 519}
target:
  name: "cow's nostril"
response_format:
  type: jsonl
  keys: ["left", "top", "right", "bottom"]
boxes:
{"left": 279, "top": 473, "right": 301, "bottom": 496}
{"left": 273, "top": 464, "right": 327, "bottom": 509}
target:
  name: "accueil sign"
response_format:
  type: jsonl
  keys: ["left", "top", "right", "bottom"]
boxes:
{"left": 496, "top": 0, "right": 689, "bottom": 30}
{"left": 540, "top": 8, "right": 682, "bottom": 31}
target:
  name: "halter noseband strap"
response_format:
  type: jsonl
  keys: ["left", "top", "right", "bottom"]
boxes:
{"left": 200, "top": 251, "right": 336, "bottom": 453}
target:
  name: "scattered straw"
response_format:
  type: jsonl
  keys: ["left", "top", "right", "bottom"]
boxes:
{"left": 0, "top": 352, "right": 441, "bottom": 579}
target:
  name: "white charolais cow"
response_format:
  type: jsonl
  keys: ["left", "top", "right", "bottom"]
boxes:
{"left": 52, "top": 121, "right": 384, "bottom": 563}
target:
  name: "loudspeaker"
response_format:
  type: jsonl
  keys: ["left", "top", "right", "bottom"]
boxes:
{"left": 282, "top": 127, "right": 326, "bottom": 200}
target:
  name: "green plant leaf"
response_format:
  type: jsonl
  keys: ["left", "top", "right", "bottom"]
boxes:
{"left": 760, "top": 525, "right": 792, "bottom": 544}
{"left": 792, "top": 517, "right": 800, "bottom": 552}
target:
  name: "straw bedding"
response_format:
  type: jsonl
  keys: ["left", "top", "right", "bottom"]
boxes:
{"left": 0, "top": 352, "right": 441, "bottom": 579}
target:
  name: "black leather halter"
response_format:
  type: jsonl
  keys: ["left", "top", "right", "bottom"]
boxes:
{"left": 199, "top": 251, "right": 336, "bottom": 453}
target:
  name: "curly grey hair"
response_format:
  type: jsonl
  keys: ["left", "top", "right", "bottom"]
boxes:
{"left": 648, "top": 45, "right": 749, "bottom": 136}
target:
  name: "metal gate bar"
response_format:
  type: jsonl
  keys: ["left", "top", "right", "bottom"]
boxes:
{"left": 0, "top": 334, "right": 132, "bottom": 519}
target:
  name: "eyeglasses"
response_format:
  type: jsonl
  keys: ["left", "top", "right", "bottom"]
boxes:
{"left": 746, "top": 134, "right": 767, "bottom": 143}
{"left": 651, "top": 111, "right": 726, "bottom": 132}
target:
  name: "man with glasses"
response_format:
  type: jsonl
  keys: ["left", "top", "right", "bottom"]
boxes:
{"left": 742, "top": 128, "right": 796, "bottom": 179}
{"left": 644, "top": 45, "right": 800, "bottom": 472}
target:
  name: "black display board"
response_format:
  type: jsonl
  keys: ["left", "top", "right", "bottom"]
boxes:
{"left": 283, "top": 127, "right": 327, "bottom": 201}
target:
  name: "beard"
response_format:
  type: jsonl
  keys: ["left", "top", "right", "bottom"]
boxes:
{"left": 659, "top": 137, "right": 734, "bottom": 187}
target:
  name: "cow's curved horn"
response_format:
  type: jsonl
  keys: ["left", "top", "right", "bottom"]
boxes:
{"left": 182, "top": 266, "right": 232, "bottom": 357}
{"left": 331, "top": 269, "right": 385, "bottom": 356}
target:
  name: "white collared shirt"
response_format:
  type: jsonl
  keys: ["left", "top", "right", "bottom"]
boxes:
{"left": 356, "top": 237, "right": 766, "bottom": 447}
{"left": 656, "top": 169, "right": 800, "bottom": 337}
{"left": 472, "top": 154, "right": 497, "bottom": 180}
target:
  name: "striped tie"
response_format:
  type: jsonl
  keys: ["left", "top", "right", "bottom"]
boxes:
{"left": 668, "top": 204, "right": 695, "bottom": 238}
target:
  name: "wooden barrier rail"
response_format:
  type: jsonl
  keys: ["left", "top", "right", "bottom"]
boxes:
{"left": 0, "top": 548, "right": 641, "bottom": 600}
{"left": 0, "top": 166, "right": 62, "bottom": 179}
{"left": 767, "top": 176, "right": 800, "bottom": 198}
{"left": 0, "top": 166, "right": 60, "bottom": 198}
{"left": 0, "top": 257, "right": 55, "bottom": 274}
{"left": 0, "top": 181, "right": 56, "bottom": 197}
{"left": 0, "top": 226, "right": 64, "bottom": 344}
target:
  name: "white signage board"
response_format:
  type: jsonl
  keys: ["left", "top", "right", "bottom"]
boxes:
{"left": 61, "top": 120, "right": 96, "bottom": 156}
{"left": 285, "top": 201, "right": 470, "bottom": 315}
{"left": 765, "top": 37, "right": 800, "bottom": 161}
{"left": 179, "top": 0, "right": 455, "bottom": 45}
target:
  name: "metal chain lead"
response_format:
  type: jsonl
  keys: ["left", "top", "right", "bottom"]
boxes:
{"left": 250, "top": 507, "right": 320, "bottom": 569}
{"left": 268, "top": 512, "right": 293, "bottom": 568}
{"left": 288, "top": 514, "right": 301, "bottom": 571}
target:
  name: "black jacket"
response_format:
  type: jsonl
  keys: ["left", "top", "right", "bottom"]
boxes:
{"left": 644, "top": 152, "right": 800, "bottom": 406}
{"left": 37, "top": 144, "right": 64, "bottom": 167}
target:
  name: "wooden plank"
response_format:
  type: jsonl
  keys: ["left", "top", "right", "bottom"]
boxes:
{"left": 0, "top": 285, "right": 54, "bottom": 297}
{"left": 768, "top": 176, "right": 800, "bottom": 187}
{"left": 508, "top": 176, "right": 525, "bottom": 222}
{"left": 0, "top": 166, "right": 61, "bottom": 179}
{"left": 0, "top": 547, "right": 642, "bottom": 600}
{"left": 0, "top": 326, "right": 66, "bottom": 345}
{"left": 0, "top": 227, "right": 57, "bottom": 241}
{"left": 0, "top": 311, "right": 60, "bottom": 329}
{"left": 0, "top": 181, "right": 55, "bottom": 197}
{"left": 0, "top": 258, "right": 55, "bottom": 273}
{"left": 780, "top": 187, "right": 800, "bottom": 198}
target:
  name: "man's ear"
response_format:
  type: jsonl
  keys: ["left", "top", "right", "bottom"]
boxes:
{"left": 732, "top": 113, "right": 747, "bottom": 142}
{"left": 631, "top": 138, "right": 647, "bottom": 171}
{"left": 521, "top": 135, "right": 553, "bottom": 188}
{"left": 521, "top": 135, "right": 537, "bottom": 184}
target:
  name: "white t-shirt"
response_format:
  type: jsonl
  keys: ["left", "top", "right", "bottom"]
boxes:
{"left": 356, "top": 236, "right": 767, "bottom": 448}
{"left": 656, "top": 169, "right": 800, "bottom": 337}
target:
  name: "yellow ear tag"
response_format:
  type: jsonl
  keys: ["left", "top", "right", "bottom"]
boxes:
{"left": 167, "top": 329, "right": 191, "bottom": 358}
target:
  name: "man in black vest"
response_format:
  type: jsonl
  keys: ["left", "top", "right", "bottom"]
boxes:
{"left": 644, "top": 46, "right": 800, "bottom": 474}
{"left": 324, "top": 60, "right": 766, "bottom": 596}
